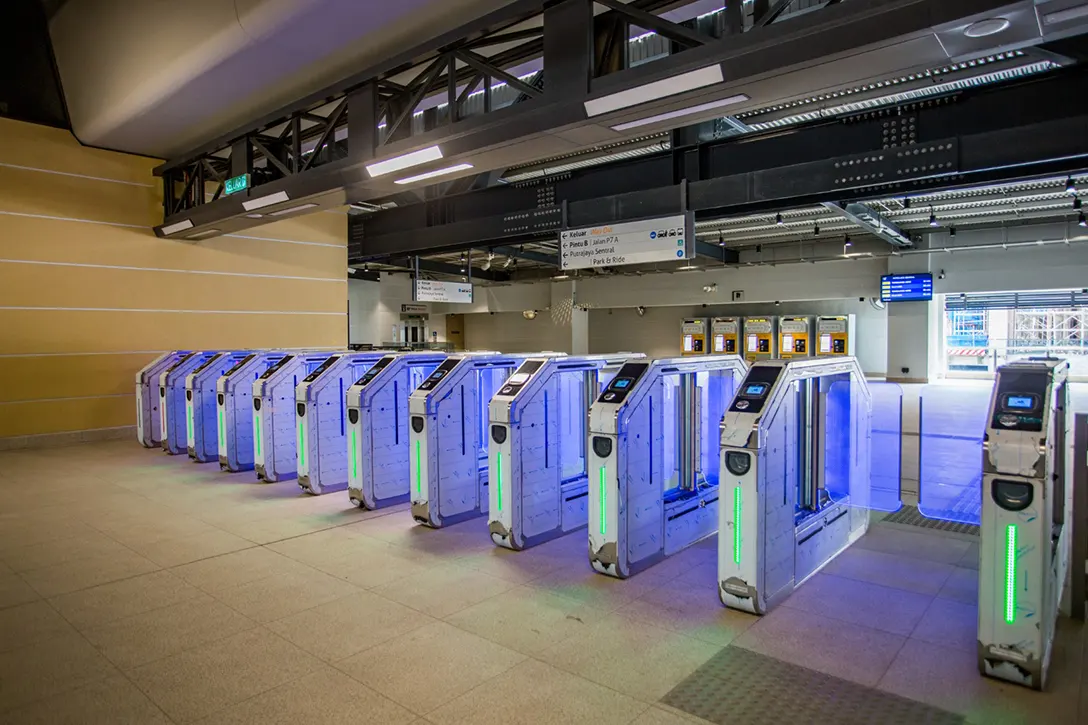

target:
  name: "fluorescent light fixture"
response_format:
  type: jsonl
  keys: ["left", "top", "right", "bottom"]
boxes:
{"left": 245, "top": 213, "right": 263, "bottom": 219}
{"left": 184, "top": 229, "right": 221, "bottom": 240}
{"left": 161, "top": 219, "right": 194, "bottom": 235}
{"left": 1043, "top": 4, "right": 1088, "bottom": 25}
{"left": 242, "top": 191, "right": 290, "bottom": 211}
{"left": 366, "top": 145, "right": 443, "bottom": 178}
{"left": 268, "top": 203, "right": 318, "bottom": 216}
{"left": 611, "top": 93, "right": 750, "bottom": 131}
{"left": 393, "top": 163, "right": 474, "bottom": 185}
{"left": 584, "top": 64, "right": 724, "bottom": 117}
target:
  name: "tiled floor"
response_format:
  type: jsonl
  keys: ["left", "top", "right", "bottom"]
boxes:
{"left": 0, "top": 441, "right": 1083, "bottom": 724}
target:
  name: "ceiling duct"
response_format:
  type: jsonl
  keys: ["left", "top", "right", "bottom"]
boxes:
{"left": 821, "top": 201, "right": 913, "bottom": 247}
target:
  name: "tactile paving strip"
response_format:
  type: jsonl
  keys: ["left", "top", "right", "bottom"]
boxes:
{"left": 661, "top": 646, "right": 965, "bottom": 725}
{"left": 881, "top": 504, "right": 980, "bottom": 536}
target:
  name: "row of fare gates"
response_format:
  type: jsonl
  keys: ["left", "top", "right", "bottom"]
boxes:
{"left": 134, "top": 345, "right": 1076, "bottom": 691}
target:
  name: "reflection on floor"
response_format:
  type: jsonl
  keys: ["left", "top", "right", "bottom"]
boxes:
{"left": 0, "top": 441, "right": 1083, "bottom": 724}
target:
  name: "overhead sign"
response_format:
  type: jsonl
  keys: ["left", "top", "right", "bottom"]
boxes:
{"left": 559, "top": 214, "right": 693, "bottom": 270}
{"left": 224, "top": 174, "right": 250, "bottom": 195}
{"left": 415, "top": 280, "right": 473, "bottom": 304}
{"left": 401, "top": 303, "right": 428, "bottom": 314}
{"left": 880, "top": 273, "right": 933, "bottom": 302}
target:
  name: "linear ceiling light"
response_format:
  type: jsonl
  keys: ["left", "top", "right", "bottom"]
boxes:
{"left": 611, "top": 93, "right": 749, "bottom": 132}
{"left": 160, "top": 219, "right": 194, "bottom": 235}
{"left": 269, "top": 203, "right": 318, "bottom": 216}
{"left": 394, "top": 163, "right": 474, "bottom": 185}
{"left": 584, "top": 64, "right": 724, "bottom": 117}
{"left": 242, "top": 191, "right": 290, "bottom": 211}
{"left": 366, "top": 145, "right": 443, "bottom": 178}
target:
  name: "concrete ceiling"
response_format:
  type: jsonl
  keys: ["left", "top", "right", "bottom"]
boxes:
{"left": 46, "top": 0, "right": 513, "bottom": 158}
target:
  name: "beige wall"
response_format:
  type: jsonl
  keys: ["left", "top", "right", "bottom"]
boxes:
{"left": 0, "top": 118, "right": 347, "bottom": 440}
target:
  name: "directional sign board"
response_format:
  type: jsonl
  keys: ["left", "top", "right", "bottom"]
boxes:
{"left": 415, "top": 280, "right": 473, "bottom": 304}
{"left": 880, "top": 273, "right": 933, "bottom": 302}
{"left": 559, "top": 214, "right": 693, "bottom": 270}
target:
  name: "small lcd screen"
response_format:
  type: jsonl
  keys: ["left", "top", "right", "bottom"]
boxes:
{"left": 782, "top": 335, "right": 793, "bottom": 350}
{"left": 683, "top": 334, "right": 694, "bottom": 353}
{"left": 819, "top": 334, "right": 832, "bottom": 354}
{"left": 614, "top": 379, "right": 631, "bottom": 389}
{"left": 713, "top": 335, "right": 724, "bottom": 353}
{"left": 744, "top": 383, "right": 768, "bottom": 396}
{"left": 1006, "top": 395, "right": 1034, "bottom": 410}
{"left": 747, "top": 335, "right": 758, "bottom": 352}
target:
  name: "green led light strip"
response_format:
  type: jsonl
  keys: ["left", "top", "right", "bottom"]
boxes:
{"left": 187, "top": 405, "right": 194, "bottom": 443}
{"left": 415, "top": 440, "right": 422, "bottom": 497}
{"left": 219, "top": 409, "right": 226, "bottom": 448}
{"left": 496, "top": 451, "right": 503, "bottom": 513}
{"left": 254, "top": 414, "right": 261, "bottom": 456}
{"left": 298, "top": 422, "right": 306, "bottom": 468}
{"left": 1004, "top": 523, "right": 1017, "bottom": 624}
{"left": 350, "top": 429, "right": 358, "bottom": 481}
{"left": 733, "top": 486, "right": 743, "bottom": 565}
{"left": 599, "top": 466, "right": 607, "bottom": 535}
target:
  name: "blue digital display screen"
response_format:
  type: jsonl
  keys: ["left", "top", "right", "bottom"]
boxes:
{"left": 614, "top": 379, "right": 631, "bottom": 389}
{"left": 744, "top": 383, "right": 768, "bottom": 396}
{"left": 880, "top": 273, "right": 933, "bottom": 302}
{"left": 1006, "top": 395, "right": 1033, "bottom": 410}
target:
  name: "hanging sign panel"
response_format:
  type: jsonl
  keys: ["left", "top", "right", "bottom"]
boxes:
{"left": 415, "top": 280, "right": 473, "bottom": 304}
{"left": 559, "top": 214, "right": 693, "bottom": 270}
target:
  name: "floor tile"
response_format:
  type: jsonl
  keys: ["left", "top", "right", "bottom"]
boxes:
{"left": 629, "top": 705, "right": 712, "bottom": 725}
{"left": 49, "top": 569, "right": 204, "bottom": 630}
{"left": 0, "top": 630, "right": 119, "bottom": 711}
{"left": 211, "top": 568, "right": 360, "bottom": 623}
{"left": 538, "top": 613, "right": 719, "bottom": 702}
{"left": 269, "top": 533, "right": 435, "bottom": 589}
{"left": 268, "top": 589, "right": 434, "bottom": 662}
{"left": 0, "top": 531, "right": 134, "bottom": 573}
{"left": 855, "top": 526, "right": 973, "bottom": 565}
{"left": 0, "top": 600, "right": 74, "bottom": 652}
{"left": 527, "top": 563, "right": 673, "bottom": 612}
{"left": 733, "top": 605, "right": 906, "bottom": 687}
{"left": 910, "top": 596, "right": 977, "bottom": 653}
{"left": 0, "top": 573, "right": 41, "bottom": 609}
{"left": 616, "top": 579, "right": 759, "bottom": 647}
{"left": 455, "top": 543, "right": 572, "bottom": 584}
{"left": 20, "top": 549, "right": 160, "bottom": 598}
{"left": 336, "top": 620, "right": 526, "bottom": 715}
{"left": 939, "top": 565, "right": 980, "bottom": 605}
{"left": 781, "top": 572, "right": 934, "bottom": 636}
{"left": 129, "top": 628, "right": 322, "bottom": 723}
{"left": 445, "top": 584, "right": 604, "bottom": 656}
{"left": 83, "top": 594, "right": 258, "bottom": 669}
{"left": 172, "top": 547, "right": 311, "bottom": 593}
{"left": 426, "top": 658, "right": 647, "bottom": 725}
{"left": 3, "top": 674, "right": 171, "bottom": 724}
{"left": 878, "top": 637, "right": 1079, "bottom": 725}
{"left": 372, "top": 563, "right": 516, "bottom": 617}
{"left": 139, "top": 530, "right": 255, "bottom": 568}
{"left": 822, "top": 546, "right": 955, "bottom": 596}
{"left": 193, "top": 666, "right": 416, "bottom": 725}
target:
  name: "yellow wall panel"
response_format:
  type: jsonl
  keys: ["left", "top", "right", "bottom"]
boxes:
{"left": 0, "top": 262, "right": 346, "bottom": 312}
{"left": 0, "top": 118, "right": 158, "bottom": 185}
{"left": 0, "top": 353, "right": 157, "bottom": 403}
{"left": 0, "top": 309, "right": 346, "bottom": 356}
{"left": 0, "top": 164, "right": 160, "bottom": 226}
{"left": 0, "top": 214, "right": 346, "bottom": 278}
{"left": 0, "top": 395, "right": 135, "bottom": 437}
{"left": 251, "top": 210, "right": 348, "bottom": 246}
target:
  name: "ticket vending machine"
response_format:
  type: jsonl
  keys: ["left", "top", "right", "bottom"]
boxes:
{"left": 410, "top": 352, "right": 559, "bottom": 528}
{"left": 978, "top": 359, "right": 1071, "bottom": 690}
{"left": 217, "top": 351, "right": 291, "bottom": 472}
{"left": 777, "top": 316, "right": 813, "bottom": 359}
{"left": 681, "top": 318, "right": 708, "bottom": 356}
{"left": 488, "top": 353, "right": 644, "bottom": 551}
{"left": 711, "top": 317, "right": 741, "bottom": 355}
{"left": 252, "top": 352, "right": 341, "bottom": 482}
{"left": 743, "top": 317, "right": 777, "bottom": 363}
{"left": 816, "top": 315, "right": 856, "bottom": 357}
{"left": 160, "top": 351, "right": 221, "bottom": 455}
{"left": 296, "top": 352, "right": 387, "bottom": 495}
{"left": 186, "top": 351, "right": 251, "bottom": 462}
{"left": 587, "top": 355, "right": 749, "bottom": 578}
{"left": 136, "top": 351, "right": 190, "bottom": 447}
{"left": 718, "top": 358, "right": 872, "bottom": 615}
{"left": 346, "top": 351, "right": 447, "bottom": 510}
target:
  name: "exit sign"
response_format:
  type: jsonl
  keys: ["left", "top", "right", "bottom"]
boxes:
{"left": 224, "top": 174, "right": 249, "bottom": 195}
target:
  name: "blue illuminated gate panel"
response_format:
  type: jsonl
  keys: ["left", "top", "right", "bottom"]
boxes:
{"left": 868, "top": 382, "right": 904, "bottom": 512}
{"left": 919, "top": 384, "right": 993, "bottom": 524}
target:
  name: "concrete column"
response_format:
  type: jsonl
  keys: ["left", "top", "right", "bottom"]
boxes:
{"left": 885, "top": 251, "right": 938, "bottom": 385}
{"left": 550, "top": 281, "right": 588, "bottom": 354}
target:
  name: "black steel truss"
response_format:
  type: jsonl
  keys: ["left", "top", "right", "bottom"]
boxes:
{"left": 155, "top": 0, "right": 841, "bottom": 225}
{"left": 348, "top": 68, "right": 1088, "bottom": 262}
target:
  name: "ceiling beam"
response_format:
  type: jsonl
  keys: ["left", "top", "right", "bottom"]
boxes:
{"left": 695, "top": 240, "right": 740, "bottom": 263}
{"left": 378, "top": 256, "right": 510, "bottom": 282}
{"left": 489, "top": 245, "right": 558, "bottom": 266}
{"left": 820, "top": 201, "right": 913, "bottom": 248}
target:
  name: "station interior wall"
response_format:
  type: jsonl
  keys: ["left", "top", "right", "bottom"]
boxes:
{"left": 0, "top": 117, "right": 348, "bottom": 443}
